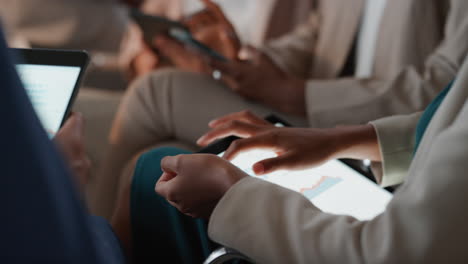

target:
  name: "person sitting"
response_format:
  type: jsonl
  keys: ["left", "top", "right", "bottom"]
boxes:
{"left": 0, "top": 28, "right": 125, "bottom": 263}
{"left": 111, "top": 51, "right": 468, "bottom": 262}
{"left": 93, "top": 0, "right": 468, "bottom": 218}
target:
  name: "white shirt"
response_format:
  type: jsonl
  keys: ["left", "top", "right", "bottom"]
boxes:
{"left": 356, "top": 0, "right": 388, "bottom": 78}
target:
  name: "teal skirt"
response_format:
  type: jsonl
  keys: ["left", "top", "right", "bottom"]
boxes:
{"left": 130, "top": 147, "right": 215, "bottom": 263}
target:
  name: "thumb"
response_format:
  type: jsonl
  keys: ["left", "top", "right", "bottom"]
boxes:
{"left": 69, "top": 112, "right": 85, "bottom": 139}
{"left": 253, "top": 154, "right": 294, "bottom": 175}
{"left": 218, "top": 29, "right": 240, "bottom": 60}
{"left": 57, "top": 112, "right": 85, "bottom": 142}
{"left": 155, "top": 171, "right": 178, "bottom": 197}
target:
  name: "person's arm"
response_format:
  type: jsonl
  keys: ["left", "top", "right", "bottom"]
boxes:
{"left": 54, "top": 113, "right": 92, "bottom": 192}
{"left": 0, "top": 28, "right": 121, "bottom": 263}
{"left": 156, "top": 101, "right": 468, "bottom": 262}
{"left": 199, "top": 110, "right": 421, "bottom": 185}
{"left": 197, "top": 111, "right": 380, "bottom": 175}
{"left": 303, "top": 0, "right": 468, "bottom": 128}
{"left": 218, "top": 124, "right": 381, "bottom": 175}
{"left": 208, "top": 101, "right": 468, "bottom": 263}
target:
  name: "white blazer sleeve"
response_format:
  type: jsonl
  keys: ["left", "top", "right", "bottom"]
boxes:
{"left": 370, "top": 112, "right": 422, "bottom": 187}
{"left": 209, "top": 102, "right": 468, "bottom": 263}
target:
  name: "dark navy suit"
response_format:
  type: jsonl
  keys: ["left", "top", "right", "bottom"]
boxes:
{"left": 0, "top": 29, "right": 124, "bottom": 263}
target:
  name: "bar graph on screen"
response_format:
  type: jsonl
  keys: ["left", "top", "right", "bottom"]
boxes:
{"left": 300, "top": 176, "right": 343, "bottom": 200}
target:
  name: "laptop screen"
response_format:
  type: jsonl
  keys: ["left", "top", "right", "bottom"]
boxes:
{"left": 16, "top": 64, "right": 81, "bottom": 137}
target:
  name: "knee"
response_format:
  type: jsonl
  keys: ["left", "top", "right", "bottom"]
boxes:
{"left": 128, "top": 69, "right": 217, "bottom": 101}
{"left": 128, "top": 69, "right": 201, "bottom": 95}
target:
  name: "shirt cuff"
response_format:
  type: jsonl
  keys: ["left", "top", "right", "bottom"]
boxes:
{"left": 208, "top": 177, "right": 257, "bottom": 241}
{"left": 369, "top": 114, "right": 420, "bottom": 187}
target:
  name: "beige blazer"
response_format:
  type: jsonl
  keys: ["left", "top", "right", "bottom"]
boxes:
{"left": 263, "top": 0, "right": 468, "bottom": 128}
{"left": 208, "top": 55, "right": 468, "bottom": 263}
{"left": 370, "top": 112, "right": 422, "bottom": 187}
{"left": 253, "top": 0, "right": 314, "bottom": 44}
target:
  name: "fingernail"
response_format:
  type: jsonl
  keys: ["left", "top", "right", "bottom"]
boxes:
{"left": 196, "top": 137, "right": 204, "bottom": 145}
{"left": 253, "top": 163, "right": 265, "bottom": 175}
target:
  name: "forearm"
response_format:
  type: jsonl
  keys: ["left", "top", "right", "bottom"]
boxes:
{"left": 329, "top": 124, "right": 381, "bottom": 162}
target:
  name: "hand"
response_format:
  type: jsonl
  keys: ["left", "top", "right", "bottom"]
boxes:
{"left": 184, "top": 0, "right": 241, "bottom": 59}
{"left": 197, "top": 110, "right": 274, "bottom": 146}
{"left": 154, "top": 0, "right": 241, "bottom": 72}
{"left": 54, "top": 113, "right": 91, "bottom": 190}
{"left": 221, "top": 127, "right": 341, "bottom": 175}
{"left": 210, "top": 48, "right": 307, "bottom": 116}
{"left": 129, "top": 43, "right": 160, "bottom": 79}
{"left": 213, "top": 123, "right": 381, "bottom": 175}
{"left": 154, "top": 36, "right": 212, "bottom": 73}
{"left": 155, "top": 154, "right": 248, "bottom": 219}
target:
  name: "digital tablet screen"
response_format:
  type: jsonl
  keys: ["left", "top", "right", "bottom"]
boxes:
{"left": 218, "top": 148, "right": 392, "bottom": 220}
{"left": 16, "top": 64, "right": 81, "bottom": 137}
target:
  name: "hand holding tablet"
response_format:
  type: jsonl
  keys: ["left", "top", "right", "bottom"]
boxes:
{"left": 12, "top": 48, "right": 89, "bottom": 138}
{"left": 130, "top": 8, "right": 228, "bottom": 62}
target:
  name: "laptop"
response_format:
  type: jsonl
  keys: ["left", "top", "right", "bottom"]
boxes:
{"left": 12, "top": 48, "right": 89, "bottom": 138}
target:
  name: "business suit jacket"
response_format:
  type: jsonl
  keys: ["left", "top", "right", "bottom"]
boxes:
{"left": 0, "top": 29, "right": 124, "bottom": 263}
{"left": 250, "top": 0, "right": 314, "bottom": 46}
{"left": 208, "top": 55, "right": 468, "bottom": 263}
{"left": 263, "top": 0, "right": 468, "bottom": 128}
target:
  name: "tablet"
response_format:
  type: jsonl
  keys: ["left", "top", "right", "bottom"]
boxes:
{"left": 199, "top": 116, "right": 393, "bottom": 220}
{"left": 12, "top": 48, "right": 89, "bottom": 138}
{"left": 130, "top": 9, "right": 228, "bottom": 62}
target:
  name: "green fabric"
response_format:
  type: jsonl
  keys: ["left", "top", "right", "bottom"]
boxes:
{"left": 414, "top": 80, "right": 454, "bottom": 154}
{"left": 131, "top": 147, "right": 215, "bottom": 263}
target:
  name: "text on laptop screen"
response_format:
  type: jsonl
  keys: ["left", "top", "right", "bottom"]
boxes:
{"left": 16, "top": 64, "right": 81, "bottom": 137}
{"left": 218, "top": 149, "right": 393, "bottom": 220}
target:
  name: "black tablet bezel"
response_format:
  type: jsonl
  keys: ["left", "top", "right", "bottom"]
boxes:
{"left": 12, "top": 48, "right": 89, "bottom": 129}
{"left": 130, "top": 9, "right": 228, "bottom": 62}
{"left": 198, "top": 114, "right": 378, "bottom": 183}
{"left": 130, "top": 8, "right": 189, "bottom": 45}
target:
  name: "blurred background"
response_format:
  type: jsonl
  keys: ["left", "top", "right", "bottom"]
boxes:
{"left": 0, "top": 0, "right": 313, "bottom": 197}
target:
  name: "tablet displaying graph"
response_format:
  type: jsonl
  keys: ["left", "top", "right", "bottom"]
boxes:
{"left": 219, "top": 148, "right": 392, "bottom": 220}
{"left": 199, "top": 115, "right": 393, "bottom": 221}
